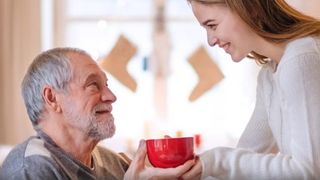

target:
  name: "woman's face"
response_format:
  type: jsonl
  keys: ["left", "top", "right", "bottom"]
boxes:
{"left": 190, "top": 1, "right": 260, "bottom": 62}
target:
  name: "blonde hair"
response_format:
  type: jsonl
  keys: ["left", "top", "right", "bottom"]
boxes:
{"left": 188, "top": 0, "right": 320, "bottom": 64}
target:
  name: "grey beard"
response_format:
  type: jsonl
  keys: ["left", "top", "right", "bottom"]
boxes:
{"left": 86, "top": 115, "right": 116, "bottom": 141}
{"left": 64, "top": 105, "right": 116, "bottom": 141}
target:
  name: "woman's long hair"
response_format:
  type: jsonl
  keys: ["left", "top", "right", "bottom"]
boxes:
{"left": 225, "top": 0, "right": 320, "bottom": 63}
{"left": 188, "top": 0, "right": 320, "bottom": 63}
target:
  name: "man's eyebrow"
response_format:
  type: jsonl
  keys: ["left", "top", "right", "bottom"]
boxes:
{"left": 84, "top": 73, "right": 99, "bottom": 83}
{"left": 84, "top": 73, "right": 108, "bottom": 84}
{"left": 101, "top": 71, "right": 108, "bottom": 82}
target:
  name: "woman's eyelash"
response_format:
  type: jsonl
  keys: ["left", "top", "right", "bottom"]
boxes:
{"left": 207, "top": 24, "right": 217, "bottom": 29}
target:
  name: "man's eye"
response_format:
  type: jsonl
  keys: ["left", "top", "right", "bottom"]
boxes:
{"left": 89, "top": 82, "right": 99, "bottom": 88}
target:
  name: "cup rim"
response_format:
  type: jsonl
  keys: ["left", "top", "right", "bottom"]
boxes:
{"left": 146, "top": 136, "right": 194, "bottom": 142}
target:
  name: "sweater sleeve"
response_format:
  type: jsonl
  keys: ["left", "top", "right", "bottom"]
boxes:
{"left": 199, "top": 54, "right": 320, "bottom": 179}
{"left": 236, "top": 68, "right": 278, "bottom": 153}
{"left": 1, "top": 155, "right": 64, "bottom": 180}
{"left": 277, "top": 53, "right": 320, "bottom": 176}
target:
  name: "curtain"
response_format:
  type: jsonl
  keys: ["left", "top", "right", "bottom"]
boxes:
{"left": 0, "top": 0, "right": 41, "bottom": 145}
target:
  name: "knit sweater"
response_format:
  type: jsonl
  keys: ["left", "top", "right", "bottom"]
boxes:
{"left": 200, "top": 36, "right": 320, "bottom": 180}
{"left": 0, "top": 131, "right": 129, "bottom": 180}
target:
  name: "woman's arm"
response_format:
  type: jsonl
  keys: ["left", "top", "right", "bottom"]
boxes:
{"left": 237, "top": 68, "right": 278, "bottom": 153}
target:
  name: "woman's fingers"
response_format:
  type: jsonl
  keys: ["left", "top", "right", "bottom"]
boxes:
{"left": 125, "top": 139, "right": 197, "bottom": 180}
{"left": 141, "top": 159, "right": 195, "bottom": 179}
{"left": 181, "top": 157, "right": 202, "bottom": 180}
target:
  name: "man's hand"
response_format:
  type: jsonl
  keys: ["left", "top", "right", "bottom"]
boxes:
{"left": 124, "top": 140, "right": 195, "bottom": 180}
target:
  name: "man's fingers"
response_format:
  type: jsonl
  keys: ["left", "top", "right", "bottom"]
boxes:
{"left": 132, "top": 140, "right": 147, "bottom": 161}
{"left": 124, "top": 140, "right": 147, "bottom": 180}
{"left": 128, "top": 140, "right": 147, "bottom": 169}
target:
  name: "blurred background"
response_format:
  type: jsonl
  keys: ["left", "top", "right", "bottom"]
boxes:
{"left": 0, "top": 0, "right": 319, "bottom": 162}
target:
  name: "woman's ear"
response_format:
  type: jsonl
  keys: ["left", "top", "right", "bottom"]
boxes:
{"left": 42, "top": 86, "right": 61, "bottom": 113}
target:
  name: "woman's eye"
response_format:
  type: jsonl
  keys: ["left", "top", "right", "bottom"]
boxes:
{"left": 207, "top": 24, "right": 217, "bottom": 30}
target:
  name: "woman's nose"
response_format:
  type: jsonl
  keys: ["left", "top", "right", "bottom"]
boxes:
{"left": 207, "top": 30, "right": 218, "bottom": 47}
{"left": 208, "top": 36, "right": 218, "bottom": 47}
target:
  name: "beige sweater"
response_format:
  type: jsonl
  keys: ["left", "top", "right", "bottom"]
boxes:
{"left": 200, "top": 36, "right": 320, "bottom": 180}
{"left": 1, "top": 131, "right": 129, "bottom": 180}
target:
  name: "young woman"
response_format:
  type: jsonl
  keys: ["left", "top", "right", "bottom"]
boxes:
{"left": 183, "top": 0, "right": 320, "bottom": 179}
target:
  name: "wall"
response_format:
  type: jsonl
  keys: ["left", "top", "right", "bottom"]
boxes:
{"left": 0, "top": 0, "right": 41, "bottom": 145}
{"left": 285, "top": 0, "right": 320, "bottom": 19}
{"left": 0, "top": 0, "right": 319, "bottom": 146}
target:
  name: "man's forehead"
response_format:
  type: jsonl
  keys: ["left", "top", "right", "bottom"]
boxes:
{"left": 67, "top": 53, "right": 96, "bottom": 69}
{"left": 67, "top": 53, "right": 107, "bottom": 81}
{"left": 67, "top": 52, "right": 91, "bottom": 63}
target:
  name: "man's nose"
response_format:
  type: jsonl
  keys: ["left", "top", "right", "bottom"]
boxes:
{"left": 101, "top": 88, "right": 117, "bottom": 103}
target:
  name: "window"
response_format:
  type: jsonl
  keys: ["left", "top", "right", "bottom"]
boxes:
{"left": 52, "top": 0, "right": 260, "bottom": 154}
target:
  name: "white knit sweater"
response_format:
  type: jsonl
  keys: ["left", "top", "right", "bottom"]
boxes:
{"left": 200, "top": 36, "right": 320, "bottom": 180}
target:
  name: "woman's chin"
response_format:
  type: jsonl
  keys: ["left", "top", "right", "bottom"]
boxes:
{"left": 230, "top": 54, "right": 245, "bottom": 62}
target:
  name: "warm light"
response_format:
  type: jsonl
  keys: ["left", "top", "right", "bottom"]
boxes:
{"left": 97, "top": 20, "right": 108, "bottom": 30}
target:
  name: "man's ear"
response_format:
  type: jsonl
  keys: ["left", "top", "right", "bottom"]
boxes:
{"left": 42, "top": 86, "right": 61, "bottom": 113}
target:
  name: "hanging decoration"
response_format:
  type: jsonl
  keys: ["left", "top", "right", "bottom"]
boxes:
{"left": 99, "top": 34, "right": 138, "bottom": 92}
{"left": 188, "top": 46, "right": 224, "bottom": 101}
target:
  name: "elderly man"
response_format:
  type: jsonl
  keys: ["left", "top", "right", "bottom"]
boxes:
{"left": 0, "top": 48, "right": 194, "bottom": 180}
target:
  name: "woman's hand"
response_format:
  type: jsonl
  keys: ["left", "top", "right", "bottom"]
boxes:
{"left": 181, "top": 156, "right": 202, "bottom": 180}
{"left": 124, "top": 140, "right": 195, "bottom": 180}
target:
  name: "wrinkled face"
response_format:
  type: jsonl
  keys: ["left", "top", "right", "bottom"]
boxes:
{"left": 190, "top": 1, "right": 259, "bottom": 62}
{"left": 61, "top": 53, "right": 117, "bottom": 141}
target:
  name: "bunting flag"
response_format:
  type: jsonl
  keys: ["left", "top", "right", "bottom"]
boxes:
{"left": 188, "top": 46, "right": 224, "bottom": 101}
{"left": 99, "top": 35, "right": 138, "bottom": 92}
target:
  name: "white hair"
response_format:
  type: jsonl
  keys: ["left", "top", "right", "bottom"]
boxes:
{"left": 21, "top": 47, "right": 90, "bottom": 125}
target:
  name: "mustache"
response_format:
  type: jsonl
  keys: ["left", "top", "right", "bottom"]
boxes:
{"left": 93, "top": 104, "right": 112, "bottom": 113}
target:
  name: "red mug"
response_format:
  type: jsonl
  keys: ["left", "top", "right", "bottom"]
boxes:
{"left": 146, "top": 137, "right": 194, "bottom": 168}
